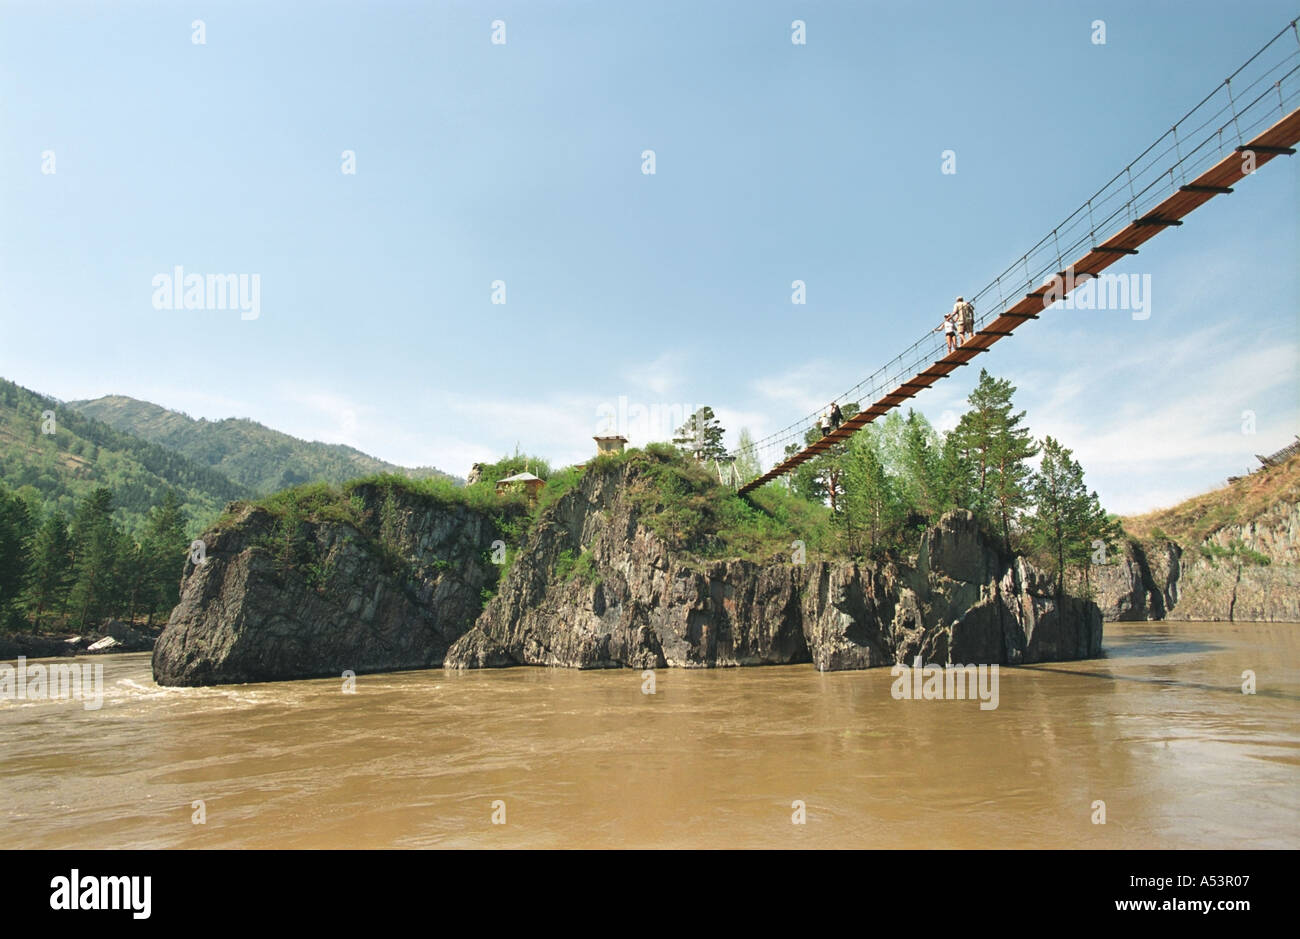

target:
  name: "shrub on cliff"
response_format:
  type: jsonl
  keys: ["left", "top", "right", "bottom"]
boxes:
{"left": 225, "top": 473, "right": 530, "bottom": 584}
{"left": 573, "top": 445, "right": 836, "bottom": 563}
{"left": 467, "top": 453, "right": 552, "bottom": 490}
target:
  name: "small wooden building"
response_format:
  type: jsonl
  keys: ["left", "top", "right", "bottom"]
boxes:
{"left": 594, "top": 434, "right": 628, "bottom": 456}
{"left": 495, "top": 471, "right": 544, "bottom": 500}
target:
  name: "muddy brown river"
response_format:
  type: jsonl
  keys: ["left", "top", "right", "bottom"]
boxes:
{"left": 2, "top": 622, "right": 1296, "bottom": 849}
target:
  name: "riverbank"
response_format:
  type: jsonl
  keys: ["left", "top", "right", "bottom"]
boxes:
{"left": 0, "top": 620, "right": 159, "bottom": 659}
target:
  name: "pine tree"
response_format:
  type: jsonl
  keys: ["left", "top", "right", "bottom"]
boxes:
{"left": 841, "top": 431, "right": 901, "bottom": 556}
{"left": 120, "top": 538, "right": 148, "bottom": 624}
{"left": 69, "top": 487, "right": 124, "bottom": 627}
{"left": 672, "top": 407, "right": 728, "bottom": 462}
{"left": 953, "top": 369, "right": 1038, "bottom": 546}
{"left": 273, "top": 503, "right": 305, "bottom": 578}
{"left": 24, "top": 509, "right": 72, "bottom": 630}
{"left": 139, "top": 490, "right": 187, "bottom": 623}
{"left": 0, "top": 486, "right": 32, "bottom": 630}
{"left": 988, "top": 421, "right": 1039, "bottom": 551}
{"left": 934, "top": 431, "right": 975, "bottom": 515}
{"left": 898, "top": 410, "right": 941, "bottom": 521}
{"left": 1026, "top": 436, "right": 1117, "bottom": 593}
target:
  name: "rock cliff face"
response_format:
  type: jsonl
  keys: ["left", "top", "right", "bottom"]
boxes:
{"left": 445, "top": 462, "right": 1101, "bottom": 670}
{"left": 1176, "top": 499, "right": 1300, "bottom": 621}
{"left": 153, "top": 462, "right": 1103, "bottom": 685}
{"left": 1093, "top": 499, "right": 1299, "bottom": 622}
{"left": 1090, "top": 540, "right": 1181, "bottom": 621}
{"left": 151, "top": 483, "right": 507, "bottom": 686}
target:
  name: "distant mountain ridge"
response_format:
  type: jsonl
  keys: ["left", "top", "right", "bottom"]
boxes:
{"left": 68, "top": 394, "right": 458, "bottom": 495}
{"left": 0, "top": 377, "right": 249, "bottom": 533}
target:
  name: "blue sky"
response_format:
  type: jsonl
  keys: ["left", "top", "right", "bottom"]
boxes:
{"left": 2, "top": 0, "right": 1297, "bottom": 514}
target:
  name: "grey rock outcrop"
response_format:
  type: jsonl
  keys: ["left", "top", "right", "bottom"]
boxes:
{"left": 150, "top": 462, "right": 1103, "bottom": 686}
{"left": 1089, "top": 497, "right": 1299, "bottom": 622}
{"left": 151, "top": 483, "right": 512, "bottom": 686}
{"left": 96, "top": 619, "right": 156, "bottom": 652}
{"left": 1172, "top": 499, "right": 1300, "bottom": 621}
{"left": 446, "top": 464, "right": 1102, "bottom": 670}
{"left": 1089, "top": 539, "right": 1181, "bottom": 621}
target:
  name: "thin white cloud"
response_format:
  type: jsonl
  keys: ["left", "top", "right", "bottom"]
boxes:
{"left": 750, "top": 359, "right": 843, "bottom": 416}
{"left": 1015, "top": 318, "right": 1298, "bottom": 514}
{"left": 426, "top": 389, "right": 604, "bottom": 467}
{"left": 624, "top": 351, "right": 688, "bottom": 396}
{"left": 277, "top": 386, "right": 371, "bottom": 450}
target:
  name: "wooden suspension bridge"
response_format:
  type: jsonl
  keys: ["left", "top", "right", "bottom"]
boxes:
{"left": 732, "top": 18, "right": 1300, "bottom": 496}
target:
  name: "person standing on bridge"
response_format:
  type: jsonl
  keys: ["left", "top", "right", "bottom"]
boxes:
{"left": 829, "top": 401, "right": 843, "bottom": 431}
{"left": 818, "top": 409, "right": 832, "bottom": 437}
{"left": 935, "top": 308, "right": 958, "bottom": 353}
{"left": 955, "top": 296, "right": 975, "bottom": 346}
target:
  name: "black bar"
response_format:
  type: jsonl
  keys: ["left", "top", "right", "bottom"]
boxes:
{"left": 1179, "top": 184, "right": 1233, "bottom": 194}
{"left": 1134, "top": 216, "right": 1183, "bottom": 226}
{"left": 14, "top": 849, "right": 1294, "bottom": 924}
{"left": 980, "top": 329, "right": 1015, "bottom": 336}
{"left": 1094, "top": 246, "right": 1139, "bottom": 254}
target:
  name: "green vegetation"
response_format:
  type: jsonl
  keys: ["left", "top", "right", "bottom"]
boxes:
{"left": 0, "top": 377, "right": 249, "bottom": 535}
{"left": 219, "top": 469, "right": 534, "bottom": 604}
{"left": 953, "top": 372, "right": 1040, "bottom": 550}
{"left": 555, "top": 548, "right": 601, "bottom": 585}
{"left": 672, "top": 406, "right": 728, "bottom": 462}
{"left": 68, "top": 393, "right": 456, "bottom": 495}
{"left": 1199, "top": 539, "right": 1271, "bottom": 569}
{"left": 635, "top": 370, "right": 1120, "bottom": 595}
{"left": 0, "top": 365, "right": 1130, "bottom": 631}
{"left": 733, "top": 428, "right": 760, "bottom": 482}
{"left": 236, "top": 472, "right": 531, "bottom": 534}
{"left": 535, "top": 465, "right": 583, "bottom": 515}
{"left": 443, "top": 372, "right": 1115, "bottom": 595}
{"left": 0, "top": 481, "right": 188, "bottom": 631}
{"left": 0, "top": 486, "right": 30, "bottom": 629}
{"left": 472, "top": 452, "right": 551, "bottom": 487}
{"left": 785, "top": 402, "right": 862, "bottom": 513}
{"left": 564, "top": 441, "right": 837, "bottom": 564}
{"left": 1025, "top": 436, "right": 1121, "bottom": 593}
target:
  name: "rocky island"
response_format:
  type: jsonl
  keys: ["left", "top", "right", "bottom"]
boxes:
{"left": 152, "top": 447, "right": 1102, "bottom": 686}
{"left": 150, "top": 412, "right": 1300, "bottom": 688}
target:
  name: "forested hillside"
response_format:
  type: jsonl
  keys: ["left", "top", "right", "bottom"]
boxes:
{"left": 0, "top": 378, "right": 249, "bottom": 534}
{"left": 70, "top": 394, "right": 458, "bottom": 495}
